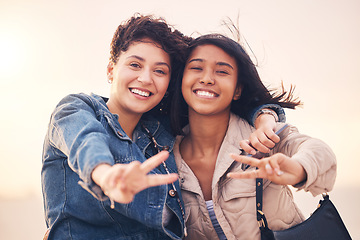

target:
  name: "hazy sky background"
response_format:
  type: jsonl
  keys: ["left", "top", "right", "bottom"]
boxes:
{"left": 0, "top": 0, "right": 359, "bottom": 239}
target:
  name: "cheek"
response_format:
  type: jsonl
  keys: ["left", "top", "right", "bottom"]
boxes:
{"left": 113, "top": 67, "right": 133, "bottom": 84}
{"left": 181, "top": 77, "right": 191, "bottom": 96}
{"left": 181, "top": 73, "right": 193, "bottom": 91}
{"left": 181, "top": 80, "right": 193, "bottom": 105}
{"left": 156, "top": 77, "right": 171, "bottom": 94}
{"left": 226, "top": 77, "right": 239, "bottom": 93}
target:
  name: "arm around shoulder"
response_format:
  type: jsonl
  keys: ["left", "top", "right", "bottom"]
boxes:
{"left": 249, "top": 104, "right": 286, "bottom": 126}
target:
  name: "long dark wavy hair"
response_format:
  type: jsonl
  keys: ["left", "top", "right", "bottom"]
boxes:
{"left": 170, "top": 33, "right": 301, "bottom": 135}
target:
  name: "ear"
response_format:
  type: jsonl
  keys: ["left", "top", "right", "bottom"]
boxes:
{"left": 107, "top": 62, "right": 114, "bottom": 75}
{"left": 233, "top": 85, "right": 242, "bottom": 100}
{"left": 107, "top": 62, "right": 114, "bottom": 83}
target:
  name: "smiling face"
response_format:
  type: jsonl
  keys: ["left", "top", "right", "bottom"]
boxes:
{"left": 107, "top": 39, "right": 171, "bottom": 118}
{"left": 182, "top": 44, "right": 241, "bottom": 117}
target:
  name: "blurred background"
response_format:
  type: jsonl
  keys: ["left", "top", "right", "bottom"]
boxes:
{"left": 0, "top": 0, "right": 359, "bottom": 239}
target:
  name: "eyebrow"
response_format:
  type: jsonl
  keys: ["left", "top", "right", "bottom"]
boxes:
{"left": 127, "top": 55, "right": 171, "bottom": 70}
{"left": 188, "top": 58, "right": 204, "bottom": 64}
{"left": 188, "top": 58, "right": 234, "bottom": 69}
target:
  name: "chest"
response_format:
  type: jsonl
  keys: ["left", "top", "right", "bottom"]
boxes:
{"left": 185, "top": 156, "right": 217, "bottom": 200}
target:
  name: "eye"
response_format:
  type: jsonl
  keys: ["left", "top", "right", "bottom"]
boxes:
{"left": 217, "top": 70, "right": 229, "bottom": 75}
{"left": 154, "top": 69, "right": 166, "bottom": 75}
{"left": 129, "top": 62, "right": 141, "bottom": 69}
{"left": 189, "top": 66, "right": 202, "bottom": 71}
{"left": 154, "top": 66, "right": 170, "bottom": 75}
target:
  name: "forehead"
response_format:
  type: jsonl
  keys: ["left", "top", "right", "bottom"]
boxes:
{"left": 187, "top": 44, "right": 236, "bottom": 66}
{"left": 120, "top": 39, "right": 170, "bottom": 64}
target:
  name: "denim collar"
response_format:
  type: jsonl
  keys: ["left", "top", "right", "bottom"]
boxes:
{"left": 90, "top": 93, "right": 174, "bottom": 153}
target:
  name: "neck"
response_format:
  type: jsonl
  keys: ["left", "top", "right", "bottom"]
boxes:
{"left": 106, "top": 101, "right": 142, "bottom": 140}
{"left": 179, "top": 109, "right": 231, "bottom": 201}
{"left": 183, "top": 109, "right": 231, "bottom": 157}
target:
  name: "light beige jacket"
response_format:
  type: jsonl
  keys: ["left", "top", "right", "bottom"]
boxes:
{"left": 174, "top": 114, "right": 336, "bottom": 240}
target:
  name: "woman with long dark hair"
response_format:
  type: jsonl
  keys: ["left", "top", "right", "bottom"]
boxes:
{"left": 171, "top": 34, "right": 336, "bottom": 239}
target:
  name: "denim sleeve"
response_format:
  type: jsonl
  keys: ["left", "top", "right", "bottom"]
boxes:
{"left": 248, "top": 104, "right": 286, "bottom": 126}
{"left": 48, "top": 94, "right": 114, "bottom": 199}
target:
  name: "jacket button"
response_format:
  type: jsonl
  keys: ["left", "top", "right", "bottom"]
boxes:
{"left": 169, "top": 189, "right": 176, "bottom": 197}
{"left": 162, "top": 146, "right": 170, "bottom": 151}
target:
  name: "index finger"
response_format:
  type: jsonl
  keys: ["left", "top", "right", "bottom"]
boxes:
{"left": 147, "top": 173, "right": 178, "bottom": 187}
{"left": 230, "top": 153, "right": 261, "bottom": 168}
{"left": 264, "top": 128, "right": 280, "bottom": 143}
{"left": 239, "top": 140, "right": 256, "bottom": 155}
{"left": 140, "top": 151, "right": 169, "bottom": 173}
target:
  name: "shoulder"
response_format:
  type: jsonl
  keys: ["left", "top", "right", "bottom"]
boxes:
{"left": 53, "top": 93, "right": 107, "bottom": 114}
{"left": 48, "top": 93, "right": 110, "bottom": 127}
{"left": 56, "top": 93, "right": 105, "bottom": 108}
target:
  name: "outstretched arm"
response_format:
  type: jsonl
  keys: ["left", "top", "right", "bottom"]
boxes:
{"left": 92, "top": 151, "right": 178, "bottom": 204}
{"left": 227, "top": 153, "right": 307, "bottom": 186}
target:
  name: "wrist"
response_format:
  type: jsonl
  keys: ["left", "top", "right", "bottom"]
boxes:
{"left": 91, "top": 163, "right": 112, "bottom": 188}
{"left": 254, "top": 113, "right": 277, "bottom": 129}
{"left": 297, "top": 167, "right": 307, "bottom": 185}
{"left": 293, "top": 164, "right": 307, "bottom": 186}
{"left": 255, "top": 109, "right": 279, "bottom": 122}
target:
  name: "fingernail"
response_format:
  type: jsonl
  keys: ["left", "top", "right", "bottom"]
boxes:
{"left": 277, "top": 170, "right": 284, "bottom": 176}
{"left": 110, "top": 198, "right": 115, "bottom": 209}
{"left": 265, "top": 163, "right": 273, "bottom": 174}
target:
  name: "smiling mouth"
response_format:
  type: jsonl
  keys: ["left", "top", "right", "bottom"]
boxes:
{"left": 130, "top": 88, "right": 151, "bottom": 97}
{"left": 194, "top": 90, "right": 218, "bottom": 98}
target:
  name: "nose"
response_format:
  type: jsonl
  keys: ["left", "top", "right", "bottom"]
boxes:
{"left": 137, "top": 69, "right": 152, "bottom": 84}
{"left": 200, "top": 70, "right": 215, "bottom": 85}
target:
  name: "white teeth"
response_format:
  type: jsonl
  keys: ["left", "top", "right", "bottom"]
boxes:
{"left": 196, "top": 90, "right": 215, "bottom": 97}
{"left": 131, "top": 89, "right": 150, "bottom": 97}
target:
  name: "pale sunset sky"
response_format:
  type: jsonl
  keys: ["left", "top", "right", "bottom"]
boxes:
{"left": 0, "top": 0, "right": 359, "bottom": 239}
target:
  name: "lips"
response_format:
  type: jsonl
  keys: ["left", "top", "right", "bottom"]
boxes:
{"left": 130, "top": 88, "right": 152, "bottom": 97}
{"left": 194, "top": 89, "right": 218, "bottom": 98}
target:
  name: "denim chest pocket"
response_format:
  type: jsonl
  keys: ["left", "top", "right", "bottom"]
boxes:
{"left": 111, "top": 142, "right": 147, "bottom": 165}
{"left": 109, "top": 141, "right": 135, "bottom": 164}
{"left": 102, "top": 115, "right": 150, "bottom": 165}
{"left": 113, "top": 156, "right": 137, "bottom": 164}
{"left": 102, "top": 125, "right": 139, "bottom": 164}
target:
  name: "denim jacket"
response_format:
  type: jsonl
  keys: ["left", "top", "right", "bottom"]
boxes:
{"left": 42, "top": 93, "right": 185, "bottom": 240}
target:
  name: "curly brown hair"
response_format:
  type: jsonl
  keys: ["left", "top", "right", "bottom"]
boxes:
{"left": 110, "top": 13, "right": 190, "bottom": 65}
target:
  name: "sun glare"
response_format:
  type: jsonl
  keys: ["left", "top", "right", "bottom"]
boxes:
{"left": 0, "top": 33, "right": 22, "bottom": 81}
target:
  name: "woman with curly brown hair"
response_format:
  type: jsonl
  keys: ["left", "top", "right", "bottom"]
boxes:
{"left": 41, "top": 14, "right": 190, "bottom": 240}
